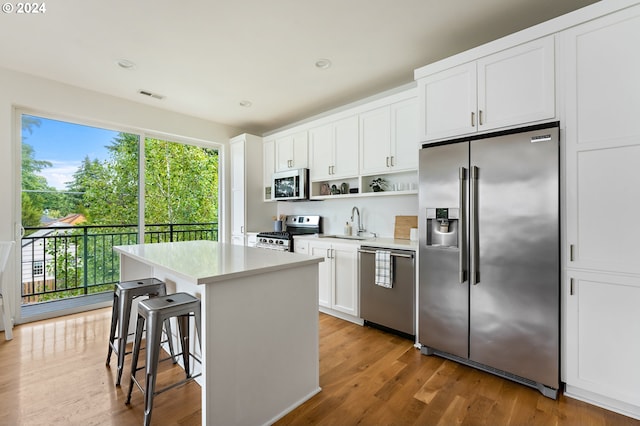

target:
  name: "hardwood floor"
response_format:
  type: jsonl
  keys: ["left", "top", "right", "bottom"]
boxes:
{"left": 0, "top": 308, "right": 201, "bottom": 426}
{"left": 1, "top": 308, "right": 638, "bottom": 425}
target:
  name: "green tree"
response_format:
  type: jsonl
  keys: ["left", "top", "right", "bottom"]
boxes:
{"left": 144, "top": 138, "right": 219, "bottom": 224}
{"left": 63, "top": 156, "right": 107, "bottom": 220}
{"left": 21, "top": 116, "right": 68, "bottom": 226}
{"left": 79, "top": 133, "right": 140, "bottom": 225}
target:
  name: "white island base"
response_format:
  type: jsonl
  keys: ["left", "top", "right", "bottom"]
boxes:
{"left": 114, "top": 241, "right": 322, "bottom": 426}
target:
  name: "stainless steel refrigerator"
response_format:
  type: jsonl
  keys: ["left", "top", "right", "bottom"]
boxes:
{"left": 418, "top": 123, "right": 559, "bottom": 398}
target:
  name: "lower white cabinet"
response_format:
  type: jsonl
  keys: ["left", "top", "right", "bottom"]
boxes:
{"left": 308, "top": 240, "right": 358, "bottom": 317}
{"left": 564, "top": 270, "right": 640, "bottom": 416}
{"left": 293, "top": 238, "right": 309, "bottom": 255}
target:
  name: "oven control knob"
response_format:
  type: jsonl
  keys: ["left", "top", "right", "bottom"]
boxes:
{"left": 268, "top": 239, "right": 274, "bottom": 244}
{"left": 277, "top": 240, "right": 283, "bottom": 245}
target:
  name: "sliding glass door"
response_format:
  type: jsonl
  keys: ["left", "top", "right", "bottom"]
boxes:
{"left": 18, "top": 113, "right": 219, "bottom": 320}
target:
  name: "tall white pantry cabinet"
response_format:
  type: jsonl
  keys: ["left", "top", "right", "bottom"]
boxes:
{"left": 561, "top": 4, "right": 640, "bottom": 419}
{"left": 229, "top": 134, "right": 275, "bottom": 245}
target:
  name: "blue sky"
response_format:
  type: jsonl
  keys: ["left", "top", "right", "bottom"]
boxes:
{"left": 22, "top": 115, "right": 121, "bottom": 190}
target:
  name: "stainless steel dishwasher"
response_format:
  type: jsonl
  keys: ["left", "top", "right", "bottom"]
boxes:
{"left": 359, "top": 246, "right": 415, "bottom": 338}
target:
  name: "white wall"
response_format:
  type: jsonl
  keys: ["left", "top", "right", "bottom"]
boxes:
{"left": 275, "top": 194, "right": 418, "bottom": 238}
{"left": 0, "top": 67, "right": 240, "bottom": 329}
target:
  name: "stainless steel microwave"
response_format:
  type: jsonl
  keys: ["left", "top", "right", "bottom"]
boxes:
{"left": 272, "top": 168, "right": 308, "bottom": 201}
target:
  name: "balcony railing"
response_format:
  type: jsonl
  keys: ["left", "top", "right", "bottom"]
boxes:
{"left": 21, "top": 222, "right": 218, "bottom": 305}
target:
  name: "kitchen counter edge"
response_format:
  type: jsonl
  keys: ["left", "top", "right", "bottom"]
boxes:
{"left": 293, "top": 235, "right": 417, "bottom": 251}
{"left": 114, "top": 240, "right": 324, "bottom": 285}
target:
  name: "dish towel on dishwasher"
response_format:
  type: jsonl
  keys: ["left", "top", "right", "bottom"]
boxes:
{"left": 375, "top": 250, "right": 393, "bottom": 288}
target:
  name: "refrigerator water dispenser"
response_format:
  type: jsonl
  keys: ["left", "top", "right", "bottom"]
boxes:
{"left": 426, "top": 208, "right": 459, "bottom": 248}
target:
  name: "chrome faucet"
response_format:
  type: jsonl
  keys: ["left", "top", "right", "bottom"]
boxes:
{"left": 351, "top": 206, "right": 364, "bottom": 235}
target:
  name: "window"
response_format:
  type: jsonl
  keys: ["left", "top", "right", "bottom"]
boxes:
{"left": 32, "top": 261, "right": 44, "bottom": 276}
{"left": 19, "top": 113, "right": 219, "bottom": 309}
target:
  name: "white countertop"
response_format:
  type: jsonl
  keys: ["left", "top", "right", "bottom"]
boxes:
{"left": 293, "top": 234, "right": 418, "bottom": 251}
{"left": 114, "top": 240, "right": 323, "bottom": 285}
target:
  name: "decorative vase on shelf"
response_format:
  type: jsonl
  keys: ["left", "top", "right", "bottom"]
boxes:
{"left": 369, "top": 177, "right": 387, "bottom": 192}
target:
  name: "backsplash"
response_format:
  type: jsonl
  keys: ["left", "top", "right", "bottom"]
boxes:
{"left": 275, "top": 195, "right": 418, "bottom": 238}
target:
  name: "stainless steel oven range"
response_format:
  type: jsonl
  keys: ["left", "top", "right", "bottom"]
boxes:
{"left": 255, "top": 215, "right": 321, "bottom": 252}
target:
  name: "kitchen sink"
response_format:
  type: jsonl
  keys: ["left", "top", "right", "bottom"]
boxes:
{"left": 321, "top": 234, "right": 372, "bottom": 241}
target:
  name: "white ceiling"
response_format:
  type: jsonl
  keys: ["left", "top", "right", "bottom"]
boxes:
{"left": 0, "top": 0, "right": 599, "bottom": 135}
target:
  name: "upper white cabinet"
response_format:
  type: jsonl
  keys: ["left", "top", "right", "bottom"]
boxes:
{"left": 275, "top": 130, "right": 308, "bottom": 172}
{"left": 418, "top": 62, "right": 477, "bottom": 142}
{"left": 418, "top": 36, "right": 555, "bottom": 142}
{"left": 263, "top": 138, "right": 275, "bottom": 201}
{"left": 563, "top": 5, "right": 640, "bottom": 276}
{"left": 359, "top": 97, "right": 418, "bottom": 175}
{"left": 309, "top": 116, "right": 359, "bottom": 181}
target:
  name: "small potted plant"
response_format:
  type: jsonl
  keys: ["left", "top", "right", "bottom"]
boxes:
{"left": 369, "top": 177, "right": 387, "bottom": 192}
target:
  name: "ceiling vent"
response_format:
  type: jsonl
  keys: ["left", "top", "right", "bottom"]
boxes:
{"left": 138, "top": 90, "right": 165, "bottom": 100}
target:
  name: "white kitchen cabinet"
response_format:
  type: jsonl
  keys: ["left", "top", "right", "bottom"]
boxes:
{"left": 275, "top": 130, "right": 308, "bottom": 172}
{"left": 308, "top": 240, "right": 359, "bottom": 317}
{"left": 293, "top": 238, "right": 309, "bottom": 255}
{"left": 229, "top": 134, "right": 275, "bottom": 245}
{"left": 564, "top": 270, "right": 640, "bottom": 412}
{"left": 561, "top": 4, "right": 640, "bottom": 419}
{"left": 309, "top": 116, "right": 359, "bottom": 181}
{"left": 418, "top": 35, "right": 555, "bottom": 142}
{"left": 563, "top": 4, "right": 640, "bottom": 276}
{"left": 360, "top": 97, "right": 418, "bottom": 175}
{"left": 263, "top": 138, "right": 275, "bottom": 201}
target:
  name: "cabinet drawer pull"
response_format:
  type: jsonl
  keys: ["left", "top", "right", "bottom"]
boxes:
{"left": 471, "top": 112, "right": 476, "bottom": 127}
{"left": 570, "top": 244, "right": 575, "bottom": 262}
{"left": 570, "top": 278, "right": 575, "bottom": 295}
{"left": 391, "top": 156, "right": 395, "bottom": 167}
{"left": 386, "top": 156, "right": 389, "bottom": 167}
{"left": 479, "top": 110, "right": 483, "bottom": 126}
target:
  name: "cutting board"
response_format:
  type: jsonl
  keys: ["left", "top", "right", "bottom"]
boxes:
{"left": 394, "top": 215, "right": 418, "bottom": 240}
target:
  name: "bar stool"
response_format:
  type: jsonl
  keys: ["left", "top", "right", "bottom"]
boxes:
{"left": 125, "top": 292, "right": 202, "bottom": 426}
{"left": 106, "top": 278, "right": 176, "bottom": 386}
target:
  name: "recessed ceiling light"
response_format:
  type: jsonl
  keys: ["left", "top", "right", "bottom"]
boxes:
{"left": 315, "top": 58, "right": 332, "bottom": 69}
{"left": 239, "top": 100, "right": 252, "bottom": 108}
{"left": 117, "top": 59, "right": 136, "bottom": 70}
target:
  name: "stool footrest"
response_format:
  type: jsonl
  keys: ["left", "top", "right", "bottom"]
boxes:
{"left": 128, "top": 371, "right": 202, "bottom": 401}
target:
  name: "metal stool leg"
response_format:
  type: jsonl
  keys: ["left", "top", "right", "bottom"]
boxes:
{"left": 106, "top": 290, "right": 119, "bottom": 365}
{"left": 177, "top": 315, "right": 191, "bottom": 378}
{"left": 125, "top": 314, "right": 145, "bottom": 405}
{"left": 143, "top": 311, "right": 164, "bottom": 426}
{"left": 115, "top": 289, "right": 134, "bottom": 386}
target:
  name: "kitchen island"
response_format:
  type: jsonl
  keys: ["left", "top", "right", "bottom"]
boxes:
{"left": 113, "top": 240, "right": 323, "bottom": 426}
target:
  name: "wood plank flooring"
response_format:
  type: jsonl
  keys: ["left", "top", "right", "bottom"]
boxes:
{"left": 1, "top": 308, "right": 638, "bottom": 425}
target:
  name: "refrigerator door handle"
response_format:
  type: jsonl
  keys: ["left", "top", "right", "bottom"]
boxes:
{"left": 470, "top": 166, "right": 480, "bottom": 285}
{"left": 459, "top": 167, "right": 468, "bottom": 284}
